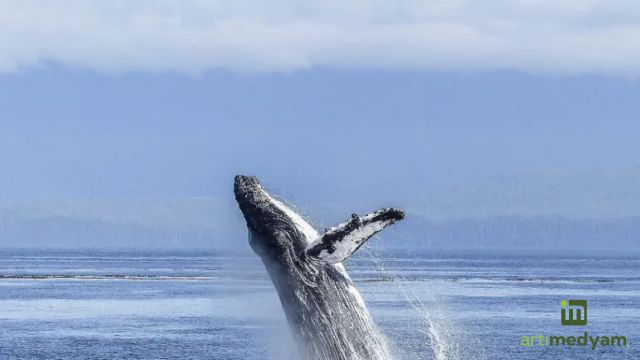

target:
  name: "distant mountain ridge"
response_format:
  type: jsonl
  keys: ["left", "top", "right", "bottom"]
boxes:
{"left": 1, "top": 168, "right": 639, "bottom": 249}
{"left": 1, "top": 204, "right": 639, "bottom": 251}
{"left": 0, "top": 198, "right": 243, "bottom": 250}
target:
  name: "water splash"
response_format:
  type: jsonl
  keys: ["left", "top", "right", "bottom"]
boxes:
{"left": 360, "top": 246, "right": 487, "bottom": 360}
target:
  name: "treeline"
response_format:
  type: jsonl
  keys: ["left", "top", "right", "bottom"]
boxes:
{"left": 0, "top": 212, "right": 245, "bottom": 249}
{"left": 385, "top": 215, "right": 640, "bottom": 249}
{"left": 1, "top": 209, "right": 638, "bottom": 250}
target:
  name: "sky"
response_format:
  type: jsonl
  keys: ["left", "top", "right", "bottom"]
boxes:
{"left": 1, "top": 1, "right": 639, "bottom": 217}
{"left": 2, "top": 1, "right": 640, "bottom": 74}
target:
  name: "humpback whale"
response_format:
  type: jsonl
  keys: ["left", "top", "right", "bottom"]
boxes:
{"left": 234, "top": 175, "right": 405, "bottom": 360}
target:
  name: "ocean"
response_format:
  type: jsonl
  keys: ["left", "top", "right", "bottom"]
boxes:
{"left": 0, "top": 248, "right": 638, "bottom": 360}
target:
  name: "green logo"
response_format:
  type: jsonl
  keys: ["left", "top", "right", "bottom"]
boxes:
{"left": 519, "top": 298, "right": 630, "bottom": 350}
{"left": 561, "top": 299, "right": 587, "bottom": 326}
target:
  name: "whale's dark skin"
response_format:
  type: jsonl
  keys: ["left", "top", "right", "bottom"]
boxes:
{"left": 234, "top": 175, "right": 404, "bottom": 360}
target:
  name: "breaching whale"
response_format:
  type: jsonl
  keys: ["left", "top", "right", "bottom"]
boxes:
{"left": 234, "top": 175, "right": 405, "bottom": 360}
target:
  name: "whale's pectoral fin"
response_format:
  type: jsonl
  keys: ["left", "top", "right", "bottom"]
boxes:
{"left": 304, "top": 208, "right": 405, "bottom": 264}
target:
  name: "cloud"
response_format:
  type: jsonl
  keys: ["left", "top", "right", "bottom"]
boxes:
{"left": 1, "top": 0, "right": 640, "bottom": 74}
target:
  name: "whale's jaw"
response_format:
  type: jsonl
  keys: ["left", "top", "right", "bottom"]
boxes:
{"left": 233, "top": 175, "right": 272, "bottom": 235}
{"left": 234, "top": 175, "right": 311, "bottom": 258}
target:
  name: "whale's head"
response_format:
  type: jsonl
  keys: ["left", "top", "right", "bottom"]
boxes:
{"left": 234, "top": 175, "right": 314, "bottom": 261}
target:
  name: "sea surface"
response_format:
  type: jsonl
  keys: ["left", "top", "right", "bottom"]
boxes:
{"left": 0, "top": 248, "right": 638, "bottom": 360}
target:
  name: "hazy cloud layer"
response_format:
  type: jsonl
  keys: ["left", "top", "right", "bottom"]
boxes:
{"left": 1, "top": 0, "right": 640, "bottom": 74}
